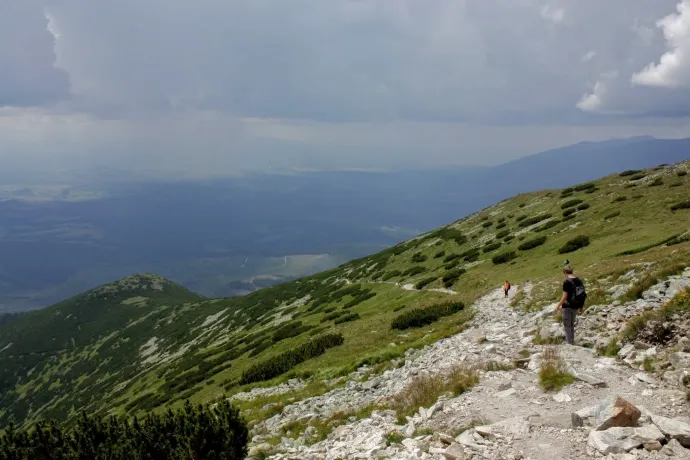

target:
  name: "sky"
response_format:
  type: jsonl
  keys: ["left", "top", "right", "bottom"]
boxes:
{"left": 3, "top": 0, "right": 690, "bottom": 176}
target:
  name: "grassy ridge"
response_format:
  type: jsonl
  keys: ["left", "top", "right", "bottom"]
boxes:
{"left": 0, "top": 161, "right": 689, "bottom": 429}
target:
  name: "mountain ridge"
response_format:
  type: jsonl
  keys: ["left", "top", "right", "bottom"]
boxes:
{"left": 0, "top": 159, "right": 689, "bottom": 434}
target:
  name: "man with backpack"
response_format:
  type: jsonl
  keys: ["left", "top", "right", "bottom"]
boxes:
{"left": 554, "top": 264, "right": 587, "bottom": 345}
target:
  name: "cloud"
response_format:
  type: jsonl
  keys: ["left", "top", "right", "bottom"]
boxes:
{"left": 2, "top": 0, "right": 690, "bottom": 174}
{"left": 632, "top": 0, "right": 690, "bottom": 88}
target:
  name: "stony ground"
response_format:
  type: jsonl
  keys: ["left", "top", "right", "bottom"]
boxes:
{"left": 243, "top": 268, "right": 690, "bottom": 459}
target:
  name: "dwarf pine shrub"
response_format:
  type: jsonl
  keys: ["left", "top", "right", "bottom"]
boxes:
{"left": 558, "top": 235, "right": 590, "bottom": 254}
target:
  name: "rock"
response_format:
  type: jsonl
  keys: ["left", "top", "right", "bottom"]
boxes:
{"left": 636, "top": 372, "right": 657, "bottom": 385}
{"left": 476, "top": 417, "right": 531, "bottom": 439}
{"left": 438, "top": 433, "right": 454, "bottom": 445}
{"left": 572, "top": 405, "right": 598, "bottom": 428}
{"left": 660, "top": 439, "right": 690, "bottom": 457}
{"left": 651, "top": 414, "right": 690, "bottom": 447}
{"left": 618, "top": 343, "right": 635, "bottom": 359}
{"left": 573, "top": 372, "right": 608, "bottom": 388}
{"left": 594, "top": 397, "right": 641, "bottom": 431}
{"left": 669, "top": 352, "right": 690, "bottom": 370}
{"left": 553, "top": 392, "right": 571, "bottom": 403}
{"left": 442, "top": 443, "right": 466, "bottom": 460}
{"left": 630, "top": 425, "right": 665, "bottom": 444}
{"left": 643, "top": 440, "right": 663, "bottom": 451}
{"left": 404, "top": 420, "right": 416, "bottom": 437}
{"left": 588, "top": 429, "right": 640, "bottom": 455}
{"left": 496, "top": 388, "right": 517, "bottom": 398}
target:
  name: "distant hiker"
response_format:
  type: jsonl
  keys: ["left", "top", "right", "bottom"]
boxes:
{"left": 554, "top": 264, "right": 587, "bottom": 345}
{"left": 503, "top": 280, "right": 511, "bottom": 298}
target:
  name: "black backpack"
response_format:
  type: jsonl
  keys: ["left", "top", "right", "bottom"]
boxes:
{"left": 567, "top": 278, "right": 587, "bottom": 308}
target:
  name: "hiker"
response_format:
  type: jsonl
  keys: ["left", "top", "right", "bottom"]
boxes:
{"left": 554, "top": 264, "right": 587, "bottom": 345}
{"left": 503, "top": 280, "right": 511, "bottom": 298}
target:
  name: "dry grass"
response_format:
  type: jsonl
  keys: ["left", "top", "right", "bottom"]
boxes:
{"left": 620, "top": 287, "right": 690, "bottom": 342}
{"left": 390, "top": 365, "right": 479, "bottom": 421}
{"left": 622, "top": 264, "right": 687, "bottom": 301}
{"left": 538, "top": 346, "right": 574, "bottom": 391}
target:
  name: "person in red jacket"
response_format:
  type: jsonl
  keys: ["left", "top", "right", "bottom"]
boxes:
{"left": 503, "top": 280, "right": 511, "bottom": 298}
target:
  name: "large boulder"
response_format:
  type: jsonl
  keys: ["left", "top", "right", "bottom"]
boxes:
{"left": 651, "top": 414, "right": 690, "bottom": 447}
{"left": 594, "top": 397, "right": 641, "bottom": 431}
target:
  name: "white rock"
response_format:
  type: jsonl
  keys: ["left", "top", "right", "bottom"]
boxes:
{"left": 553, "top": 392, "right": 571, "bottom": 403}
{"left": 496, "top": 388, "right": 517, "bottom": 398}
{"left": 587, "top": 429, "right": 640, "bottom": 455}
{"left": 651, "top": 414, "right": 690, "bottom": 447}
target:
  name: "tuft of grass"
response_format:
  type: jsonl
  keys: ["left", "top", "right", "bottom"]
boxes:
{"left": 643, "top": 358, "right": 654, "bottom": 373}
{"left": 390, "top": 366, "right": 479, "bottom": 420}
{"left": 538, "top": 347, "right": 575, "bottom": 391}
{"left": 620, "top": 288, "right": 690, "bottom": 342}
{"left": 385, "top": 431, "right": 405, "bottom": 446}
{"left": 485, "top": 361, "right": 515, "bottom": 372}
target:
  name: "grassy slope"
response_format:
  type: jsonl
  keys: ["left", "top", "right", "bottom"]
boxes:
{"left": 1, "top": 162, "right": 689, "bottom": 429}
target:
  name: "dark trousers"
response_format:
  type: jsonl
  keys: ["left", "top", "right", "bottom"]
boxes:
{"left": 562, "top": 308, "right": 577, "bottom": 344}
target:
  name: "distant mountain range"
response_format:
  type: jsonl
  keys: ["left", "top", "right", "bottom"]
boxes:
{"left": 0, "top": 136, "right": 688, "bottom": 312}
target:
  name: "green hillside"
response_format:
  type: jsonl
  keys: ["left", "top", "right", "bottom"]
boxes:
{"left": 1, "top": 161, "right": 690, "bottom": 429}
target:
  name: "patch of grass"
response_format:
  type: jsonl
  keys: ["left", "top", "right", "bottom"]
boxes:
{"left": 558, "top": 235, "right": 590, "bottom": 254}
{"left": 485, "top": 361, "right": 515, "bottom": 372}
{"left": 492, "top": 251, "right": 517, "bottom": 265}
{"left": 381, "top": 270, "right": 402, "bottom": 281}
{"left": 600, "top": 338, "right": 621, "bottom": 357}
{"left": 616, "top": 234, "right": 685, "bottom": 256}
{"left": 390, "top": 365, "right": 479, "bottom": 420}
{"left": 678, "top": 170, "right": 688, "bottom": 177}
{"left": 538, "top": 347, "right": 575, "bottom": 391}
{"left": 442, "top": 269, "right": 466, "bottom": 288}
{"left": 620, "top": 288, "right": 690, "bottom": 341}
{"left": 643, "top": 358, "right": 654, "bottom": 373}
{"left": 385, "top": 431, "right": 405, "bottom": 446}
{"left": 612, "top": 196, "right": 627, "bottom": 203}
{"left": 403, "top": 266, "right": 426, "bottom": 277}
{"left": 649, "top": 178, "right": 664, "bottom": 187}
{"left": 623, "top": 264, "right": 687, "bottom": 301}
{"left": 604, "top": 211, "right": 621, "bottom": 220}
{"left": 519, "top": 236, "right": 547, "bottom": 251}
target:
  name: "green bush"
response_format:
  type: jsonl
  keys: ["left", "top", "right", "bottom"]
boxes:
{"left": 391, "top": 302, "right": 465, "bottom": 330}
{"left": 433, "top": 250, "right": 446, "bottom": 259}
{"left": 503, "top": 234, "right": 515, "bottom": 242}
{"left": 536, "top": 219, "right": 560, "bottom": 232}
{"left": 0, "top": 401, "right": 248, "bottom": 460}
{"left": 343, "top": 291, "right": 376, "bottom": 309}
{"left": 619, "top": 169, "right": 642, "bottom": 177}
{"left": 560, "top": 199, "right": 583, "bottom": 209}
{"left": 495, "top": 230, "right": 511, "bottom": 239}
{"left": 518, "top": 214, "right": 552, "bottom": 228}
{"left": 411, "top": 253, "right": 428, "bottom": 263}
{"left": 518, "top": 236, "right": 547, "bottom": 251}
{"left": 492, "top": 251, "right": 517, "bottom": 265}
{"left": 443, "top": 253, "right": 462, "bottom": 263}
{"left": 444, "top": 260, "right": 460, "bottom": 270}
{"left": 321, "top": 311, "right": 344, "bottom": 322}
{"left": 516, "top": 215, "right": 527, "bottom": 221}
{"left": 629, "top": 173, "right": 647, "bottom": 181}
{"left": 482, "top": 221, "right": 493, "bottom": 228}
{"left": 604, "top": 211, "right": 621, "bottom": 219}
{"left": 381, "top": 270, "right": 402, "bottom": 281}
{"left": 558, "top": 235, "right": 590, "bottom": 254}
{"left": 617, "top": 234, "right": 688, "bottom": 256}
{"left": 577, "top": 203, "right": 590, "bottom": 210}
{"left": 574, "top": 182, "right": 596, "bottom": 191}
{"left": 584, "top": 187, "right": 599, "bottom": 194}
{"left": 404, "top": 266, "right": 426, "bottom": 277}
{"left": 240, "top": 334, "right": 344, "bottom": 384}
{"left": 415, "top": 277, "right": 438, "bottom": 290}
{"left": 671, "top": 201, "right": 690, "bottom": 211}
{"left": 648, "top": 178, "right": 664, "bottom": 187}
{"left": 496, "top": 222, "right": 507, "bottom": 229}
{"left": 612, "top": 196, "right": 627, "bottom": 203}
{"left": 442, "top": 269, "right": 466, "bottom": 288}
{"left": 430, "top": 228, "right": 467, "bottom": 245}
{"left": 482, "top": 242, "right": 502, "bottom": 253}
{"left": 562, "top": 208, "right": 576, "bottom": 217}
{"left": 272, "top": 321, "right": 313, "bottom": 343}
{"left": 678, "top": 170, "right": 688, "bottom": 177}
{"left": 334, "top": 313, "right": 360, "bottom": 325}
{"left": 392, "top": 304, "right": 407, "bottom": 313}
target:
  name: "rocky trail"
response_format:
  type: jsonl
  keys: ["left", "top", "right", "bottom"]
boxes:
{"left": 244, "top": 268, "right": 690, "bottom": 459}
